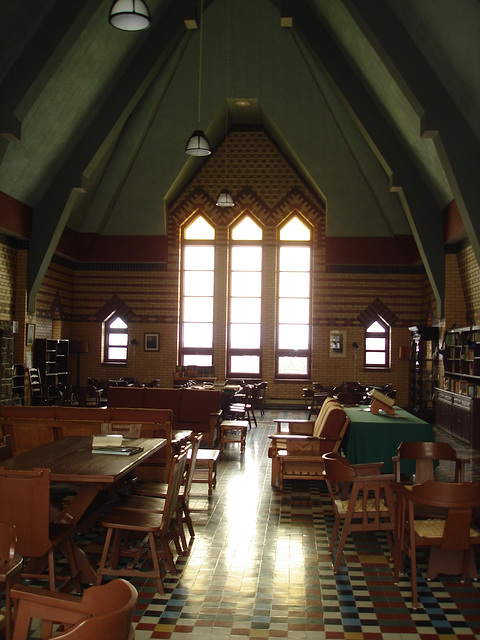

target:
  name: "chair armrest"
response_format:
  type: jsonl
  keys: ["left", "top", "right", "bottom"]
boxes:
{"left": 273, "top": 419, "right": 315, "bottom": 434}
{"left": 351, "top": 461, "right": 385, "bottom": 475}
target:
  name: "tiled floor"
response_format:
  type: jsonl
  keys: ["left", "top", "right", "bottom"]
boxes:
{"left": 34, "top": 409, "right": 480, "bottom": 638}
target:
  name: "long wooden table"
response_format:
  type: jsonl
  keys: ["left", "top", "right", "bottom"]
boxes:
{"left": 0, "top": 436, "right": 166, "bottom": 583}
{"left": 342, "top": 406, "right": 434, "bottom": 474}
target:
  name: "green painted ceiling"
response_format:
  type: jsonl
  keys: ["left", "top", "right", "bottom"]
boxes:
{"left": 0, "top": 0, "right": 479, "bottom": 315}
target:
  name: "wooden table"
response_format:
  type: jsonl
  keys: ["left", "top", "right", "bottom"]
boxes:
{"left": 0, "top": 436, "right": 166, "bottom": 584}
{"left": 343, "top": 406, "right": 434, "bottom": 474}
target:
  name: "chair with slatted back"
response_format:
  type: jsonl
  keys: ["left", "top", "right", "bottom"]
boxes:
{"left": 27, "top": 368, "right": 45, "bottom": 406}
{"left": 0, "top": 523, "right": 23, "bottom": 640}
{"left": 0, "top": 468, "right": 81, "bottom": 593}
{"left": 96, "top": 449, "right": 188, "bottom": 594}
{"left": 392, "top": 480, "right": 480, "bottom": 609}
{"left": 392, "top": 440, "right": 468, "bottom": 484}
{"left": 322, "top": 451, "right": 396, "bottom": 573}
{"left": 10, "top": 578, "right": 137, "bottom": 640}
{"left": 127, "top": 434, "right": 203, "bottom": 552}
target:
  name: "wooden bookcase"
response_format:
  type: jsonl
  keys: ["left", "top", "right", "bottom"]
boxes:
{"left": 34, "top": 339, "right": 69, "bottom": 404}
{"left": 435, "top": 325, "right": 480, "bottom": 449}
{"left": 408, "top": 325, "right": 439, "bottom": 422}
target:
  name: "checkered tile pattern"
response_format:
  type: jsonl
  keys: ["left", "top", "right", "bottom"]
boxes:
{"left": 27, "top": 409, "right": 480, "bottom": 639}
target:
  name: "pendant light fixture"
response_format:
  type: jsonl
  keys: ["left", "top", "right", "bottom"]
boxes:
{"left": 185, "top": 0, "right": 211, "bottom": 156}
{"left": 216, "top": 0, "right": 234, "bottom": 207}
{"left": 109, "top": 0, "right": 151, "bottom": 31}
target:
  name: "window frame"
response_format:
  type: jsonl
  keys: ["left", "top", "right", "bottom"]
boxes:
{"left": 179, "top": 215, "right": 215, "bottom": 368}
{"left": 275, "top": 215, "right": 313, "bottom": 380}
{"left": 103, "top": 312, "right": 129, "bottom": 364}
{"left": 364, "top": 316, "right": 391, "bottom": 370}
{"left": 226, "top": 215, "right": 263, "bottom": 379}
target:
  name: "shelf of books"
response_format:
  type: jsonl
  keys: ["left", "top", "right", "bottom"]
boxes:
{"left": 443, "top": 325, "right": 480, "bottom": 396}
{"left": 436, "top": 325, "right": 480, "bottom": 448}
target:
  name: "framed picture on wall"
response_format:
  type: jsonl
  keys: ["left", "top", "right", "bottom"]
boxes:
{"left": 144, "top": 333, "right": 159, "bottom": 352}
{"left": 26, "top": 323, "right": 35, "bottom": 346}
{"left": 329, "top": 330, "right": 346, "bottom": 357}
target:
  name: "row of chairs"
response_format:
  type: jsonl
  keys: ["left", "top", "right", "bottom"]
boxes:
{"left": 0, "top": 427, "right": 202, "bottom": 638}
{"left": 321, "top": 441, "right": 480, "bottom": 610}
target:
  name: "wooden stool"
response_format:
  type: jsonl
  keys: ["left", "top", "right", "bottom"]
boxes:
{"left": 190, "top": 448, "right": 220, "bottom": 497}
{"left": 220, "top": 420, "right": 248, "bottom": 453}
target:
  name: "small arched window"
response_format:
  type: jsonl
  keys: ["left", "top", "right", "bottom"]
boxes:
{"left": 364, "top": 317, "right": 390, "bottom": 369}
{"left": 104, "top": 314, "right": 129, "bottom": 363}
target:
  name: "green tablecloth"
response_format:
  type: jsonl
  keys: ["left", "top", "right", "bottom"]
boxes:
{"left": 343, "top": 406, "right": 434, "bottom": 474}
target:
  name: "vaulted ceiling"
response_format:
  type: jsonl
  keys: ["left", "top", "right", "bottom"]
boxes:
{"left": 0, "top": 0, "right": 479, "bottom": 316}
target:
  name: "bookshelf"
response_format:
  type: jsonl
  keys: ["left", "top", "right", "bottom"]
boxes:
{"left": 436, "top": 325, "right": 480, "bottom": 448}
{"left": 34, "top": 339, "right": 69, "bottom": 404}
{"left": 408, "top": 325, "right": 439, "bottom": 422}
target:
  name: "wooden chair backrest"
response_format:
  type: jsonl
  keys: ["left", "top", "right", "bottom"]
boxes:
{"left": 12, "top": 578, "right": 137, "bottom": 640}
{"left": 408, "top": 480, "right": 480, "bottom": 551}
{"left": 394, "top": 440, "right": 466, "bottom": 483}
{"left": 312, "top": 404, "right": 346, "bottom": 438}
{"left": 311, "top": 398, "right": 340, "bottom": 435}
{"left": 184, "top": 434, "right": 202, "bottom": 499}
{"left": 101, "top": 422, "right": 142, "bottom": 438}
{"left": 0, "top": 521, "right": 17, "bottom": 563}
{"left": 0, "top": 467, "right": 52, "bottom": 557}
{"left": 0, "top": 433, "right": 13, "bottom": 461}
{"left": 160, "top": 449, "right": 188, "bottom": 532}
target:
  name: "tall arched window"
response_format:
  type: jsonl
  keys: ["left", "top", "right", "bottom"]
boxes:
{"left": 227, "top": 215, "right": 263, "bottom": 377}
{"left": 180, "top": 215, "right": 215, "bottom": 366}
{"left": 364, "top": 317, "right": 390, "bottom": 369}
{"left": 104, "top": 313, "right": 128, "bottom": 363}
{"left": 276, "top": 215, "right": 312, "bottom": 379}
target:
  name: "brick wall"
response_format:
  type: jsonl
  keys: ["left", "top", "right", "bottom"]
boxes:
{"left": 2, "top": 130, "right": 468, "bottom": 407}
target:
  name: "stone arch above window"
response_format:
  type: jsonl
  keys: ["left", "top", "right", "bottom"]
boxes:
{"left": 357, "top": 298, "right": 398, "bottom": 328}
{"left": 96, "top": 295, "right": 135, "bottom": 323}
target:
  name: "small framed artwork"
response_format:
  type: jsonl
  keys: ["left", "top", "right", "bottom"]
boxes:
{"left": 144, "top": 333, "right": 159, "bottom": 352}
{"left": 26, "top": 323, "right": 35, "bottom": 346}
{"left": 330, "top": 330, "right": 346, "bottom": 357}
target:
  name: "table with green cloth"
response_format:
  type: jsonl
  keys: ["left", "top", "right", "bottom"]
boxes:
{"left": 342, "top": 406, "right": 434, "bottom": 474}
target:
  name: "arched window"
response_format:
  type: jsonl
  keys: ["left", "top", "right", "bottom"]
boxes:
{"left": 227, "top": 215, "right": 263, "bottom": 377}
{"left": 180, "top": 214, "right": 215, "bottom": 366}
{"left": 104, "top": 314, "right": 128, "bottom": 363}
{"left": 276, "top": 215, "right": 312, "bottom": 379}
{"left": 364, "top": 317, "right": 390, "bottom": 369}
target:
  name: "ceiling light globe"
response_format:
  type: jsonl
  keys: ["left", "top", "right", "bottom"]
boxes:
{"left": 216, "top": 189, "right": 235, "bottom": 207}
{"left": 109, "top": 0, "right": 151, "bottom": 31}
{"left": 185, "top": 130, "right": 211, "bottom": 156}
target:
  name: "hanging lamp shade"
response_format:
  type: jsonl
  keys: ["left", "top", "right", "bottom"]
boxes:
{"left": 216, "top": 188, "right": 235, "bottom": 207}
{"left": 109, "top": 0, "right": 151, "bottom": 31}
{"left": 185, "top": 130, "right": 211, "bottom": 156}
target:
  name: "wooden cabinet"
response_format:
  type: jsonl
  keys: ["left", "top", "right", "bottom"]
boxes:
{"left": 12, "top": 363, "right": 25, "bottom": 405}
{"left": 34, "top": 339, "right": 69, "bottom": 404}
{"left": 408, "top": 325, "right": 439, "bottom": 422}
{"left": 435, "top": 387, "right": 480, "bottom": 449}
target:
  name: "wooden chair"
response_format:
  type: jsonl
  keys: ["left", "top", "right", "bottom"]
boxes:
{"left": 268, "top": 400, "right": 349, "bottom": 490}
{"left": 392, "top": 440, "right": 468, "bottom": 484}
{"left": 322, "top": 452, "right": 396, "bottom": 573}
{"left": 227, "top": 384, "right": 257, "bottom": 428}
{"left": 27, "top": 367, "right": 44, "bottom": 406}
{"left": 133, "top": 434, "right": 203, "bottom": 552}
{"left": 0, "top": 523, "right": 23, "bottom": 640}
{"left": 0, "top": 434, "right": 13, "bottom": 461}
{"left": 0, "top": 468, "right": 81, "bottom": 593}
{"left": 10, "top": 578, "right": 137, "bottom": 640}
{"left": 96, "top": 449, "right": 188, "bottom": 594}
{"left": 254, "top": 381, "right": 268, "bottom": 416}
{"left": 392, "top": 480, "right": 480, "bottom": 609}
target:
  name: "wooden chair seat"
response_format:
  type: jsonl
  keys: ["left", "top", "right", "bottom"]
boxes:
{"left": 392, "top": 479, "right": 480, "bottom": 609}
{"left": 0, "top": 523, "right": 23, "bottom": 640}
